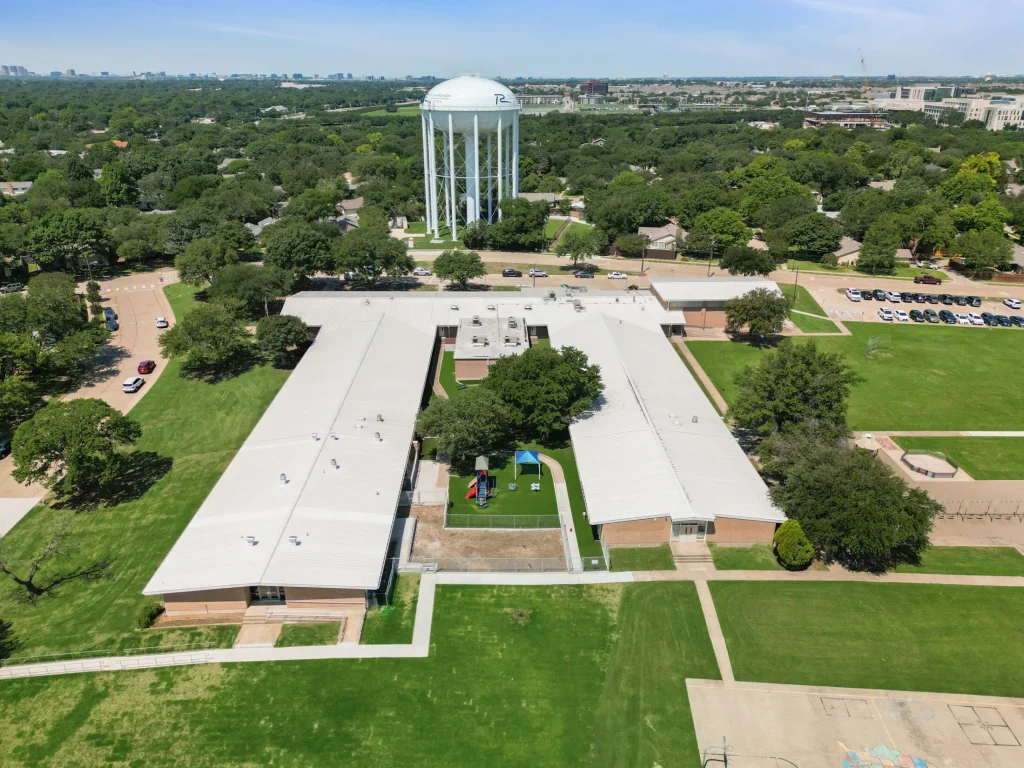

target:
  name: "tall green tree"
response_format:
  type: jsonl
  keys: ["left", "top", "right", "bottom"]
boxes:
{"left": 486, "top": 198, "right": 549, "bottom": 251}
{"left": 255, "top": 314, "right": 309, "bottom": 366}
{"left": 724, "top": 288, "right": 790, "bottom": 339}
{"left": 857, "top": 216, "right": 902, "bottom": 274}
{"left": 174, "top": 237, "right": 239, "bottom": 286}
{"left": 719, "top": 245, "right": 775, "bottom": 276}
{"left": 12, "top": 399, "right": 142, "bottom": 496}
{"left": 262, "top": 221, "right": 334, "bottom": 280}
{"left": 207, "top": 264, "right": 294, "bottom": 318}
{"left": 158, "top": 302, "right": 253, "bottom": 380}
{"left": 336, "top": 228, "right": 413, "bottom": 287}
{"left": 432, "top": 249, "right": 486, "bottom": 289}
{"left": 26, "top": 210, "right": 109, "bottom": 271}
{"left": 952, "top": 230, "right": 1014, "bottom": 271}
{"left": 97, "top": 161, "right": 138, "bottom": 207}
{"left": 555, "top": 226, "right": 605, "bottom": 267}
{"left": 415, "top": 388, "right": 513, "bottom": 475}
{"left": 692, "top": 207, "right": 752, "bottom": 249}
{"left": 784, "top": 213, "right": 844, "bottom": 258}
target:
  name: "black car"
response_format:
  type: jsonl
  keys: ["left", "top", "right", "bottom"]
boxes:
{"left": 860, "top": 290, "right": 873, "bottom": 301}
{"left": 1011, "top": 316, "right": 1024, "bottom": 328}
{"left": 913, "top": 293, "right": 926, "bottom": 303}
{"left": 873, "top": 289, "right": 886, "bottom": 301}
{"left": 954, "top": 295, "right": 969, "bottom": 306}
{"left": 105, "top": 317, "right": 119, "bottom": 331}
{"left": 924, "top": 308, "right": 939, "bottom": 323}
{"left": 899, "top": 292, "right": 913, "bottom": 302}
{"left": 939, "top": 310, "right": 957, "bottom": 324}
{"left": 909, "top": 309, "right": 925, "bottom": 323}
{"left": 967, "top": 296, "right": 981, "bottom": 308}
{"left": 995, "top": 315, "right": 1013, "bottom": 327}
{"left": 925, "top": 294, "right": 939, "bottom": 304}
{"left": 0, "top": 439, "right": 10, "bottom": 459}
{"left": 939, "top": 294, "right": 954, "bottom": 305}
{"left": 103, "top": 307, "right": 117, "bottom": 320}
{"left": 501, "top": 268, "right": 522, "bottom": 278}
{"left": 981, "top": 312, "right": 997, "bottom": 326}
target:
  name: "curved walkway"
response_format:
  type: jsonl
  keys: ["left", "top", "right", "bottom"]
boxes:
{"left": 537, "top": 453, "right": 583, "bottom": 570}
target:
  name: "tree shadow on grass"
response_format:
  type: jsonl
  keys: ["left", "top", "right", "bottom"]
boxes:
{"left": 0, "top": 618, "right": 20, "bottom": 662}
{"left": 52, "top": 452, "right": 174, "bottom": 512}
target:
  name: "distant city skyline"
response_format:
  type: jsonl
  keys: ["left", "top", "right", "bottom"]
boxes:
{"left": 4, "top": 0, "right": 1022, "bottom": 79}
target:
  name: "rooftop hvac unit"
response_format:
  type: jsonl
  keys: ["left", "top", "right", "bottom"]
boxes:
{"left": 524, "top": 304, "right": 532, "bottom": 310}
{"left": 472, "top": 315, "right": 481, "bottom": 326}
{"left": 245, "top": 535, "right": 257, "bottom": 546}
{"left": 487, "top": 304, "right": 496, "bottom": 311}
{"left": 450, "top": 304, "right": 459, "bottom": 310}
{"left": 311, "top": 432, "right": 320, "bottom": 441}
{"left": 504, "top": 336, "right": 512, "bottom": 344}
{"left": 508, "top": 318, "right": 517, "bottom": 329}
{"left": 288, "top": 535, "right": 299, "bottom": 545}
{"left": 329, "top": 432, "right": 338, "bottom": 440}
{"left": 279, "top": 473, "right": 287, "bottom": 484}
{"left": 376, "top": 413, "right": 384, "bottom": 422}
{"left": 573, "top": 299, "right": 583, "bottom": 312}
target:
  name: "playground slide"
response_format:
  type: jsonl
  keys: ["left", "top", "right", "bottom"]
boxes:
{"left": 466, "top": 482, "right": 477, "bottom": 500}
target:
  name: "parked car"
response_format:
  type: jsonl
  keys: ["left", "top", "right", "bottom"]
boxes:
{"left": 860, "top": 290, "right": 873, "bottom": 301}
{"left": 872, "top": 289, "right": 886, "bottom": 301}
{"left": 528, "top": 268, "right": 547, "bottom": 277}
{"left": 137, "top": 360, "right": 156, "bottom": 374}
{"left": 995, "top": 314, "right": 1013, "bottom": 327}
{"left": 501, "top": 268, "right": 522, "bottom": 278}
{"left": 914, "top": 274, "right": 942, "bottom": 285}
{"left": 1004, "top": 298, "right": 1022, "bottom": 310}
{"left": 967, "top": 296, "right": 981, "bottom": 308}
{"left": 925, "top": 294, "right": 939, "bottom": 304}
{"left": 924, "top": 308, "right": 939, "bottom": 323}
{"left": 939, "top": 294, "right": 954, "bottom": 305}
{"left": 939, "top": 310, "right": 957, "bottom": 324}
{"left": 103, "top": 307, "right": 117, "bottom": 320}
{"left": 0, "top": 439, "right": 10, "bottom": 459}
{"left": 845, "top": 287, "right": 861, "bottom": 302}
{"left": 899, "top": 291, "right": 914, "bottom": 303}
{"left": 574, "top": 270, "right": 594, "bottom": 278}
{"left": 412, "top": 267, "right": 432, "bottom": 276}
{"left": 121, "top": 376, "right": 144, "bottom": 393}
{"left": 607, "top": 272, "right": 627, "bottom": 279}
{"left": 967, "top": 312, "right": 984, "bottom": 326}
{"left": 885, "top": 291, "right": 901, "bottom": 302}
{"left": 954, "top": 295, "right": 969, "bottom": 306}
{"left": 1010, "top": 316, "right": 1024, "bottom": 328}
{"left": 894, "top": 309, "right": 909, "bottom": 322}
{"left": 981, "top": 312, "right": 997, "bottom": 326}
{"left": 909, "top": 309, "right": 925, "bottom": 323}
{"left": 0, "top": 282, "right": 24, "bottom": 295}
{"left": 956, "top": 313, "right": 971, "bottom": 325}
{"left": 913, "top": 293, "right": 926, "bottom": 303}
{"left": 105, "top": 317, "right": 119, "bottom": 332}
{"left": 155, "top": 316, "right": 169, "bottom": 329}
{"left": 877, "top": 307, "right": 894, "bottom": 321}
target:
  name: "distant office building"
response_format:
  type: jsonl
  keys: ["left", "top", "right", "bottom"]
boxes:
{"left": 65, "top": 69, "right": 76, "bottom": 76}
{"left": 346, "top": 73, "right": 353, "bottom": 79}
{"left": 580, "top": 79, "right": 609, "bottom": 96}
{"left": 100, "top": 71, "right": 109, "bottom": 77}
{"left": 50, "top": 71, "right": 62, "bottom": 77}
{"left": 886, "top": 74, "right": 896, "bottom": 81}
{"left": 923, "top": 96, "right": 1024, "bottom": 131}
{"left": 804, "top": 111, "right": 892, "bottom": 130}
{"left": 292, "top": 73, "right": 303, "bottom": 79}
{"left": 3, "top": 65, "right": 28, "bottom": 76}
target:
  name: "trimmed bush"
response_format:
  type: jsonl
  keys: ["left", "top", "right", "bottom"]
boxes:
{"left": 135, "top": 601, "right": 164, "bottom": 630}
{"left": 774, "top": 519, "right": 814, "bottom": 570}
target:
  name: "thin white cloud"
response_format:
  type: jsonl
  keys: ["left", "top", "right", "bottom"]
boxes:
{"left": 787, "top": 0, "right": 926, "bottom": 21}
{"left": 185, "top": 22, "right": 313, "bottom": 43}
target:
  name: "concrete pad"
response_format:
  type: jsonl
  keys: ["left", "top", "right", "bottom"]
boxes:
{"left": 233, "top": 623, "right": 282, "bottom": 648}
{"left": 0, "top": 497, "right": 41, "bottom": 537}
{"left": 687, "top": 678, "right": 1024, "bottom": 767}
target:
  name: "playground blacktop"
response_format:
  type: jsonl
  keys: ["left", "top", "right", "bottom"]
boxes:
{"left": 688, "top": 679, "right": 1024, "bottom": 768}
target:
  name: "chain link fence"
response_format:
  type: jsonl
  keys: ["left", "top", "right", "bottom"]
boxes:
{"left": 444, "top": 511, "right": 560, "bottom": 530}
{"left": 939, "top": 499, "right": 1024, "bottom": 520}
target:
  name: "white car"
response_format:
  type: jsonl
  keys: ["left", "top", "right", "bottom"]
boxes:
{"left": 607, "top": 272, "right": 627, "bottom": 279}
{"left": 412, "top": 267, "right": 432, "bottom": 276}
{"left": 528, "top": 268, "right": 548, "bottom": 277}
{"left": 885, "top": 291, "right": 902, "bottom": 302}
{"left": 894, "top": 309, "right": 909, "bottom": 322}
{"left": 121, "top": 376, "right": 144, "bottom": 393}
{"left": 968, "top": 312, "right": 984, "bottom": 326}
{"left": 1004, "top": 298, "right": 1022, "bottom": 310}
{"left": 956, "top": 313, "right": 971, "bottom": 325}
{"left": 845, "top": 288, "right": 861, "bottom": 302}
{"left": 155, "top": 317, "right": 169, "bottom": 329}
{"left": 877, "top": 307, "right": 894, "bottom": 321}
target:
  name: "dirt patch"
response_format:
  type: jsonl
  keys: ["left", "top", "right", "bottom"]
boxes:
{"left": 409, "top": 506, "right": 564, "bottom": 559}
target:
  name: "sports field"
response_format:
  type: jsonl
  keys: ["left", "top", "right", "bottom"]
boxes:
{"left": 0, "top": 287, "right": 288, "bottom": 658}
{"left": 893, "top": 436, "right": 1024, "bottom": 480}
{"left": 0, "top": 583, "right": 719, "bottom": 768}
{"left": 686, "top": 323, "right": 1024, "bottom": 430}
{"left": 710, "top": 581, "right": 1024, "bottom": 698}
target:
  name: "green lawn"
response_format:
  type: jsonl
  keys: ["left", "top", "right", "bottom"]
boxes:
{"left": 448, "top": 458, "right": 558, "bottom": 519}
{"left": 361, "top": 574, "right": 420, "bottom": 644}
{"left": 364, "top": 106, "right": 421, "bottom": 116}
{"left": 686, "top": 322, "right": 1024, "bottom": 430}
{"left": 891, "top": 546, "right": 1024, "bottom": 576}
{"left": 708, "top": 543, "right": 783, "bottom": 571}
{"left": 786, "top": 260, "right": 946, "bottom": 281}
{"left": 789, "top": 312, "right": 840, "bottom": 333}
{"left": 673, "top": 344, "right": 723, "bottom": 416}
{"left": 893, "top": 436, "right": 1024, "bottom": 480}
{"left": 276, "top": 623, "right": 341, "bottom": 647}
{"left": 0, "top": 287, "right": 289, "bottom": 658}
{"left": 711, "top": 582, "right": 1024, "bottom": 697}
{"left": 545, "top": 218, "right": 567, "bottom": 239}
{"left": 609, "top": 545, "right": 675, "bottom": 572}
{"left": 565, "top": 221, "right": 592, "bottom": 235}
{"left": 163, "top": 281, "right": 202, "bottom": 321}
{"left": 0, "top": 583, "right": 718, "bottom": 768}
{"left": 780, "top": 283, "right": 825, "bottom": 315}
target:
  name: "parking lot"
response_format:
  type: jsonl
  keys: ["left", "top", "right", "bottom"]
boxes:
{"left": 814, "top": 284, "right": 1024, "bottom": 328}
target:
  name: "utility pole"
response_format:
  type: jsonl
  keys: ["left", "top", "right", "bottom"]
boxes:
{"left": 706, "top": 237, "right": 716, "bottom": 277}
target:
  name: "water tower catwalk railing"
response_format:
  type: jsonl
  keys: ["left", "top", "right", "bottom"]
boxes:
{"left": 420, "top": 102, "right": 519, "bottom": 240}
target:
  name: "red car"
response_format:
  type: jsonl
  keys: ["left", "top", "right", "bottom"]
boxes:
{"left": 913, "top": 275, "right": 942, "bottom": 285}
{"left": 137, "top": 360, "right": 156, "bottom": 374}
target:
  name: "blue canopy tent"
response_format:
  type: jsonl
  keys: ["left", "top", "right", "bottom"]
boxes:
{"left": 514, "top": 450, "right": 542, "bottom": 480}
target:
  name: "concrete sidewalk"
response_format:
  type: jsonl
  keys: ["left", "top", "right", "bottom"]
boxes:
{"left": 695, "top": 581, "right": 734, "bottom": 683}
{"left": 538, "top": 453, "right": 584, "bottom": 571}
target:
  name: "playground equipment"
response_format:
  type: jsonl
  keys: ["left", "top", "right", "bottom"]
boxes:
{"left": 475, "top": 456, "right": 489, "bottom": 508}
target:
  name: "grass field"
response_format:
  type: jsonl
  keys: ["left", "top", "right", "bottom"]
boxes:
{"left": 609, "top": 545, "right": 675, "bottom": 572}
{"left": 789, "top": 312, "right": 840, "bottom": 333}
{"left": 891, "top": 546, "right": 1024, "bottom": 576}
{"left": 0, "top": 287, "right": 289, "bottom": 658}
{"left": 545, "top": 218, "right": 567, "bottom": 239}
{"left": 364, "top": 106, "right": 421, "bottom": 116}
{"left": 786, "top": 260, "right": 945, "bottom": 280}
{"left": 674, "top": 344, "right": 723, "bottom": 416}
{"left": 686, "top": 322, "right": 1024, "bottom": 430}
{"left": 711, "top": 581, "right": 1024, "bottom": 698}
{"left": 276, "top": 623, "right": 341, "bottom": 647}
{"left": 362, "top": 574, "right": 420, "bottom": 644}
{"left": 448, "top": 459, "right": 557, "bottom": 518}
{"left": 0, "top": 583, "right": 719, "bottom": 768}
{"left": 892, "top": 436, "right": 1024, "bottom": 480}
{"left": 780, "top": 283, "right": 826, "bottom": 315}
{"left": 708, "top": 543, "right": 783, "bottom": 571}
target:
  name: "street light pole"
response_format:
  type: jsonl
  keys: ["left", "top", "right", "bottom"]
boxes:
{"left": 706, "top": 237, "right": 716, "bottom": 277}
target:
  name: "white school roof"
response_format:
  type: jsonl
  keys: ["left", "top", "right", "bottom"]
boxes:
{"left": 146, "top": 283, "right": 780, "bottom": 596}
{"left": 649, "top": 277, "right": 782, "bottom": 304}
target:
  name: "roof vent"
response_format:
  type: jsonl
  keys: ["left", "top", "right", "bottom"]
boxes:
{"left": 524, "top": 304, "right": 532, "bottom": 310}
{"left": 487, "top": 304, "right": 496, "bottom": 311}
{"left": 374, "top": 431, "right": 382, "bottom": 441}
{"left": 376, "top": 413, "right": 384, "bottom": 422}
{"left": 692, "top": 415, "right": 698, "bottom": 423}
{"left": 330, "top": 458, "right": 338, "bottom": 468}
{"left": 450, "top": 304, "right": 459, "bottom": 310}
{"left": 280, "top": 473, "right": 288, "bottom": 484}
{"left": 288, "top": 535, "right": 299, "bottom": 545}
{"left": 245, "top": 535, "right": 257, "bottom": 546}
{"left": 329, "top": 432, "right": 338, "bottom": 440}
{"left": 312, "top": 432, "right": 320, "bottom": 441}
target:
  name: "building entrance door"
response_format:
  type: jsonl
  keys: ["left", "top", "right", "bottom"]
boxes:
{"left": 672, "top": 521, "right": 707, "bottom": 542}
{"left": 250, "top": 586, "right": 285, "bottom": 604}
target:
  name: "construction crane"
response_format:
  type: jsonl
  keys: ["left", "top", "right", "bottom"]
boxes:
{"left": 860, "top": 49, "right": 874, "bottom": 115}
